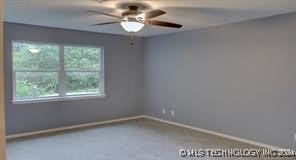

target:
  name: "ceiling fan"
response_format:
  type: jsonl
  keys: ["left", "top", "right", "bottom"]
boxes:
{"left": 88, "top": 5, "right": 183, "bottom": 33}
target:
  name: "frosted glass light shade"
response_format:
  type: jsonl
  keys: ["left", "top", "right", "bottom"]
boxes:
{"left": 120, "top": 21, "right": 144, "bottom": 33}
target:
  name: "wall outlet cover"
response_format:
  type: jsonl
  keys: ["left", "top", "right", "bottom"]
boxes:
{"left": 162, "top": 108, "right": 166, "bottom": 114}
{"left": 171, "top": 110, "right": 175, "bottom": 116}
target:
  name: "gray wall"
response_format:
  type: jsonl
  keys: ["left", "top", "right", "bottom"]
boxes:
{"left": 144, "top": 13, "right": 296, "bottom": 149}
{"left": 4, "top": 22, "right": 144, "bottom": 135}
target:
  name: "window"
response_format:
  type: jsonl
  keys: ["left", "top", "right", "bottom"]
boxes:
{"left": 12, "top": 41, "right": 104, "bottom": 103}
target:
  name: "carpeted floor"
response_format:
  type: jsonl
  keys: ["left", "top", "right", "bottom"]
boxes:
{"left": 7, "top": 118, "right": 295, "bottom": 160}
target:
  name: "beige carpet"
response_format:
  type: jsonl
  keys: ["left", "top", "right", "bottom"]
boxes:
{"left": 7, "top": 118, "right": 295, "bottom": 160}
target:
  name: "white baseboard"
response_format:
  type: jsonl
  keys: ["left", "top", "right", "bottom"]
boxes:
{"left": 6, "top": 115, "right": 145, "bottom": 139}
{"left": 6, "top": 114, "right": 284, "bottom": 151}
{"left": 143, "top": 115, "right": 283, "bottom": 150}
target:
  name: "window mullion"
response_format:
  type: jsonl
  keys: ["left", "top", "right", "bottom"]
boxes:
{"left": 99, "top": 48, "right": 105, "bottom": 95}
{"left": 59, "top": 45, "right": 66, "bottom": 97}
{"left": 12, "top": 71, "right": 16, "bottom": 100}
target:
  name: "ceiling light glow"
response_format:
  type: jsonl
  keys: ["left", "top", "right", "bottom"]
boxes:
{"left": 29, "top": 48, "right": 40, "bottom": 54}
{"left": 120, "top": 21, "right": 144, "bottom": 33}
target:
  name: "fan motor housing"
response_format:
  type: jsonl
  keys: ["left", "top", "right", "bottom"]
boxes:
{"left": 121, "top": 6, "right": 142, "bottom": 17}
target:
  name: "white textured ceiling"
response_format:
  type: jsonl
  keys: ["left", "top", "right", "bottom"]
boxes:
{"left": 4, "top": 0, "right": 296, "bottom": 37}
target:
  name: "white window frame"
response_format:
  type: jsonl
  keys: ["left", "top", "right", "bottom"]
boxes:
{"left": 12, "top": 41, "right": 105, "bottom": 104}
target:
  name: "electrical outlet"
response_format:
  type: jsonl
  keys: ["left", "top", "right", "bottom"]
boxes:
{"left": 162, "top": 108, "right": 166, "bottom": 115}
{"left": 294, "top": 133, "right": 296, "bottom": 141}
{"left": 171, "top": 110, "right": 175, "bottom": 116}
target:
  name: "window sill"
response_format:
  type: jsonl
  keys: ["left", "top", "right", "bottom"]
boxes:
{"left": 12, "top": 94, "right": 106, "bottom": 105}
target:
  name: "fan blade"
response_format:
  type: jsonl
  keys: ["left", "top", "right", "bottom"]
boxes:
{"left": 89, "top": 22, "right": 119, "bottom": 26}
{"left": 147, "top": 20, "right": 182, "bottom": 28}
{"left": 141, "top": 9, "right": 166, "bottom": 19}
{"left": 87, "top": 10, "right": 121, "bottom": 18}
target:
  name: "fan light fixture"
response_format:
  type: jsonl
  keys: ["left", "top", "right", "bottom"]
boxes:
{"left": 88, "top": 5, "right": 182, "bottom": 34}
{"left": 120, "top": 21, "right": 144, "bottom": 33}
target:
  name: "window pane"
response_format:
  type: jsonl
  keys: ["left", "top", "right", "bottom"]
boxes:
{"left": 13, "top": 42, "right": 59, "bottom": 70}
{"left": 66, "top": 72, "right": 101, "bottom": 96}
{"left": 15, "top": 72, "right": 59, "bottom": 100}
{"left": 64, "top": 46, "right": 101, "bottom": 70}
